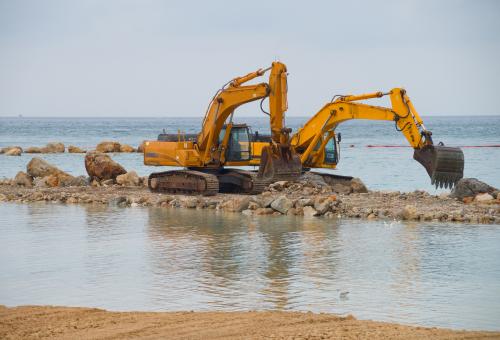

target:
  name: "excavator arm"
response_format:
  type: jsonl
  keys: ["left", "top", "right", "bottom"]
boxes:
{"left": 291, "top": 88, "right": 464, "bottom": 188}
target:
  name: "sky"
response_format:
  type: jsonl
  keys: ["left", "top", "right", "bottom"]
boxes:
{"left": 0, "top": 0, "right": 499, "bottom": 117}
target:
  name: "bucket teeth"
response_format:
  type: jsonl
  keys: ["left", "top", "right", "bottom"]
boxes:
{"left": 414, "top": 144, "right": 464, "bottom": 189}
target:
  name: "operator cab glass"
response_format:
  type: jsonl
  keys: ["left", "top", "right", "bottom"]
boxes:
{"left": 225, "top": 126, "right": 251, "bottom": 161}
{"left": 324, "top": 136, "right": 339, "bottom": 164}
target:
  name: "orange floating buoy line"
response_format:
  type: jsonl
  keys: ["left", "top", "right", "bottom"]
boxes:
{"left": 366, "top": 144, "right": 500, "bottom": 148}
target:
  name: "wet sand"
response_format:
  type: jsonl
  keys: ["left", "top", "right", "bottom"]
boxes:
{"left": 1, "top": 305, "right": 498, "bottom": 339}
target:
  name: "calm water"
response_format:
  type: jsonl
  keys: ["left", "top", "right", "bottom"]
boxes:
{"left": 0, "top": 202, "right": 499, "bottom": 331}
{"left": 1, "top": 116, "right": 499, "bottom": 192}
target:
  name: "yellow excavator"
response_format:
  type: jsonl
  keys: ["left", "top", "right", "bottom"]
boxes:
{"left": 143, "top": 62, "right": 301, "bottom": 195}
{"left": 251, "top": 88, "right": 465, "bottom": 189}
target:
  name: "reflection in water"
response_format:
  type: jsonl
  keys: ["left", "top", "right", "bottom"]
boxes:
{"left": 0, "top": 202, "right": 499, "bottom": 330}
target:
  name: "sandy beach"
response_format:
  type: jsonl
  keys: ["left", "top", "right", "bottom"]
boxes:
{"left": 1, "top": 305, "right": 498, "bottom": 339}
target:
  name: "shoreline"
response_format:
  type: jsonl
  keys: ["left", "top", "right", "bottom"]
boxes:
{"left": 1, "top": 183, "right": 499, "bottom": 224}
{"left": 1, "top": 305, "right": 498, "bottom": 339}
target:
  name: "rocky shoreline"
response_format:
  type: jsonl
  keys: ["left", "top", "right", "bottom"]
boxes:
{"left": 1, "top": 179, "right": 499, "bottom": 224}
{"left": 1, "top": 154, "right": 499, "bottom": 224}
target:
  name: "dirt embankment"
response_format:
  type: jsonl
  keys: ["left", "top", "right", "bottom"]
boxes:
{"left": 1, "top": 305, "right": 498, "bottom": 340}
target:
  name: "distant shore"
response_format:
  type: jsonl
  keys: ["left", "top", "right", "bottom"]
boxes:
{"left": 1, "top": 305, "right": 497, "bottom": 339}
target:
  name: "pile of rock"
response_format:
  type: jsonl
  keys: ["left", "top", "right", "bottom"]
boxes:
{"left": 9, "top": 157, "right": 88, "bottom": 188}
{"left": 266, "top": 173, "right": 368, "bottom": 197}
{"left": 25, "top": 142, "right": 66, "bottom": 154}
{"left": 2, "top": 140, "right": 145, "bottom": 156}
{"left": 84, "top": 151, "right": 147, "bottom": 187}
{"left": 450, "top": 178, "right": 499, "bottom": 203}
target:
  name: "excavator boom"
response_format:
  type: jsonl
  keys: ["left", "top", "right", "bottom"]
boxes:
{"left": 289, "top": 88, "right": 464, "bottom": 188}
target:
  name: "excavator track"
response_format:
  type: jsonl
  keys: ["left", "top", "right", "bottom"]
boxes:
{"left": 216, "top": 169, "right": 271, "bottom": 194}
{"left": 148, "top": 170, "right": 219, "bottom": 196}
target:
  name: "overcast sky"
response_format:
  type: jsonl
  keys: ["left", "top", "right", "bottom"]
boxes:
{"left": 1, "top": 0, "right": 499, "bottom": 117}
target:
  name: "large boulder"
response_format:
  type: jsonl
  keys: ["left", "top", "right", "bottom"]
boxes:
{"left": 68, "top": 145, "right": 86, "bottom": 153}
{"left": 41, "top": 142, "right": 65, "bottom": 153}
{"left": 270, "top": 195, "right": 294, "bottom": 214}
{"left": 119, "top": 144, "right": 135, "bottom": 153}
{"left": 85, "top": 151, "right": 126, "bottom": 181}
{"left": 219, "top": 197, "right": 251, "bottom": 212}
{"left": 450, "top": 178, "right": 497, "bottom": 200}
{"left": 116, "top": 171, "right": 141, "bottom": 186}
{"left": 96, "top": 141, "right": 121, "bottom": 153}
{"left": 27, "top": 157, "right": 64, "bottom": 178}
{"left": 14, "top": 171, "right": 33, "bottom": 187}
{"left": 26, "top": 157, "right": 78, "bottom": 187}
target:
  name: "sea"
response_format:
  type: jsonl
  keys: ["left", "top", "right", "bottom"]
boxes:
{"left": 1, "top": 115, "right": 499, "bottom": 192}
{"left": 0, "top": 115, "right": 499, "bottom": 331}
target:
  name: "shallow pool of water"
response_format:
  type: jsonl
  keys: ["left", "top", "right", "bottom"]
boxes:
{"left": 0, "top": 202, "right": 499, "bottom": 330}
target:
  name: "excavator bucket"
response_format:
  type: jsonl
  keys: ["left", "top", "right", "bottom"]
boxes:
{"left": 413, "top": 144, "right": 464, "bottom": 189}
{"left": 257, "top": 144, "right": 302, "bottom": 182}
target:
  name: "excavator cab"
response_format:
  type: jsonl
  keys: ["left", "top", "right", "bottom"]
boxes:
{"left": 324, "top": 135, "right": 339, "bottom": 165}
{"left": 219, "top": 124, "right": 252, "bottom": 162}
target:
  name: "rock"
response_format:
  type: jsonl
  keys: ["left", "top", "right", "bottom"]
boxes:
{"left": 96, "top": 141, "right": 121, "bottom": 153}
{"left": 242, "top": 209, "right": 253, "bottom": 216}
{"left": 462, "top": 196, "right": 474, "bottom": 204}
{"left": 140, "top": 176, "right": 149, "bottom": 187}
{"left": 68, "top": 145, "right": 86, "bottom": 153}
{"left": 350, "top": 178, "right": 368, "bottom": 193}
{"left": 33, "top": 177, "right": 49, "bottom": 188}
{"left": 0, "top": 193, "right": 7, "bottom": 201}
{"left": 116, "top": 171, "right": 140, "bottom": 186}
{"left": 137, "top": 141, "right": 146, "bottom": 153}
{"left": 475, "top": 193, "right": 494, "bottom": 202}
{"left": 220, "top": 196, "right": 250, "bottom": 212}
{"left": 119, "top": 144, "right": 135, "bottom": 153}
{"left": 269, "top": 181, "right": 288, "bottom": 191}
{"left": 60, "top": 175, "right": 88, "bottom": 187}
{"left": 14, "top": 171, "right": 33, "bottom": 187}
{"left": 300, "top": 172, "right": 328, "bottom": 186}
{"left": 248, "top": 201, "right": 260, "bottom": 210}
{"left": 295, "top": 198, "right": 314, "bottom": 208}
{"left": 85, "top": 151, "right": 126, "bottom": 181}
{"left": 270, "top": 195, "right": 294, "bottom": 214}
{"left": 181, "top": 197, "right": 199, "bottom": 209}
{"left": 1, "top": 146, "right": 23, "bottom": 154}
{"left": 254, "top": 207, "right": 274, "bottom": 215}
{"left": 101, "top": 178, "right": 114, "bottom": 186}
{"left": 286, "top": 208, "right": 297, "bottom": 216}
{"left": 314, "top": 197, "right": 334, "bottom": 214}
{"left": 5, "top": 147, "right": 22, "bottom": 156}
{"left": 332, "top": 183, "right": 351, "bottom": 194}
{"left": 398, "top": 205, "right": 418, "bottom": 220}
{"left": 258, "top": 195, "right": 275, "bottom": 208}
{"left": 450, "top": 178, "right": 497, "bottom": 200}
{"left": 25, "top": 147, "right": 42, "bottom": 153}
{"left": 303, "top": 206, "right": 319, "bottom": 217}
{"left": 27, "top": 157, "right": 66, "bottom": 178}
{"left": 41, "top": 142, "right": 65, "bottom": 153}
